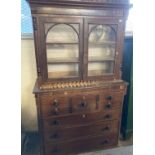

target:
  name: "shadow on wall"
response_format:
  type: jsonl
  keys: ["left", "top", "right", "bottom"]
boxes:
{"left": 21, "top": 39, "right": 38, "bottom": 131}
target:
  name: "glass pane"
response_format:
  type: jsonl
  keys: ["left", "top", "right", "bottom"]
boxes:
{"left": 48, "top": 64, "right": 79, "bottom": 78}
{"left": 88, "top": 24, "right": 116, "bottom": 61}
{"left": 45, "top": 24, "right": 79, "bottom": 43}
{"left": 88, "top": 62, "right": 114, "bottom": 76}
{"left": 88, "top": 44, "right": 115, "bottom": 61}
{"left": 45, "top": 23, "right": 79, "bottom": 79}
{"left": 88, "top": 24, "right": 116, "bottom": 76}
{"left": 46, "top": 44, "right": 79, "bottom": 62}
{"left": 89, "top": 24, "right": 116, "bottom": 43}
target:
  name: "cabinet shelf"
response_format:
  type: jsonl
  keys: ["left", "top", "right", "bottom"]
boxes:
{"left": 89, "top": 41, "right": 116, "bottom": 45}
{"left": 47, "top": 58, "right": 79, "bottom": 64}
{"left": 48, "top": 71, "right": 79, "bottom": 79}
{"left": 46, "top": 42, "right": 79, "bottom": 45}
{"left": 88, "top": 57, "right": 115, "bottom": 62}
{"left": 88, "top": 70, "right": 113, "bottom": 76}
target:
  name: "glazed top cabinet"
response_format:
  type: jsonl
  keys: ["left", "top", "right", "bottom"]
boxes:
{"left": 28, "top": 0, "right": 130, "bottom": 85}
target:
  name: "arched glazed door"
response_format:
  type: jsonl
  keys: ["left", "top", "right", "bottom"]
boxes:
{"left": 39, "top": 17, "right": 83, "bottom": 81}
{"left": 84, "top": 18, "right": 122, "bottom": 80}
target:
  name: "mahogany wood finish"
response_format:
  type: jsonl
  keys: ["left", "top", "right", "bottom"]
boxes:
{"left": 28, "top": 0, "right": 129, "bottom": 154}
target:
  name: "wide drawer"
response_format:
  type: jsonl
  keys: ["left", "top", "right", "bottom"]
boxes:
{"left": 45, "top": 134, "right": 118, "bottom": 155}
{"left": 44, "top": 120, "right": 119, "bottom": 143}
{"left": 43, "top": 109, "right": 120, "bottom": 129}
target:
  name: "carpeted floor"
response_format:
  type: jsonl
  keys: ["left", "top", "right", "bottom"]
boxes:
{"left": 22, "top": 132, "right": 133, "bottom": 155}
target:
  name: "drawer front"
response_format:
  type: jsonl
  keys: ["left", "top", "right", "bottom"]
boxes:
{"left": 44, "top": 120, "right": 119, "bottom": 143}
{"left": 45, "top": 134, "right": 118, "bottom": 155}
{"left": 43, "top": 109, "right": 120, "bottom": 129}
{"left": 41, "top": 94, "right": 99, "bottom": 117}
{"left": 101, "top": 92, "right": 124, "bottom": 111}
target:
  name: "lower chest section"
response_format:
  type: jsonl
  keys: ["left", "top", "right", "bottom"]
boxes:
{"left": 36, "top": 85, "right": 126, "bottom": 155}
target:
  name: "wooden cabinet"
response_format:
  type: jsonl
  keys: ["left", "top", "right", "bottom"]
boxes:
{"left": 28, "top": 0, "right": 129, "bottom": 154}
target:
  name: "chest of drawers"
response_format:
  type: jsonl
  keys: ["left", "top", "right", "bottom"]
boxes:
{"left": 34, "top": 81, "right": 127, "bottom": 155}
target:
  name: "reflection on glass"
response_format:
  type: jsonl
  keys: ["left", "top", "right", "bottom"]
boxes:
{"left": 89, "top": 25, "right": 116, "bottom": 43}
{"left": 88, "top": 62, "right": 114, "bottom": 76}
{"left": 48, "top": 64, "right": 79, "bottom": 78}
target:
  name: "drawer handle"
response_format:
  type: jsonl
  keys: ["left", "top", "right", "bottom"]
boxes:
{"left": 106, "top": 96, "right": 112, "bottom": 100}
{"left": 51, "top": 147, "right": 60, "bottom": 154}
{"left": 105, "top": 103, "right": 112, "bottom": 109}
{"left": 50, "top": 120, "right": 60, "bottom": 126}
{"left": 79, "top": 101, "right": 87, "bottom": 108}
{"left": 50, "top": 133, "right": 60, "bottom": 139}
{"left": 101, "top": 139, "right": 109, "bottom": 145}
{"left": 53, "top": 99, "right": 59, "bottom": 107}
{"left": 102, "top": 126, "right": 110, "bottom": 131}
{"left": 104, "top": 114, "right": 112, "bottom": 119}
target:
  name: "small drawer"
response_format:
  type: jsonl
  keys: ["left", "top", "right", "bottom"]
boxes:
{"left": 101, "top": 92, "right": 124, "bottom": 111}
{"left": 45, "top": 134, "right": 118, "bottom": 155}
{"left": 43, "top": 109, "right": 120, "bottom": 129}
{"left": 41, "top": 95, "right": 69, "bottom": 107}
{"left": 44, "top": 120, "right": 119, "bottom": 143}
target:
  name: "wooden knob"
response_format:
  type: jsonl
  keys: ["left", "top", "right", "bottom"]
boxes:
{"left": 106, "top": 96, "right": 112, "bottom": 100}
{"left": 102, "top": 126, "right": 110, "bottom": 131}
{"left": 101, "top": 139, "right": 109, "bottom": 145}
{"left": 50, "top": 133, "right": 60, "bottom": 139}
{"left": 50, "top": 120, "right": 60, "bottom": 126}
{"left": 51, "top": 147, "right": 60, "bottom": 154}
{"left": 104, "top": 114, "right": 111, "bottom": 119}
{"left": 105, "top": 103, "right": 112, "bottom": 109}
{"left": 53, "top": 100, "right": 59, "bottom": 106}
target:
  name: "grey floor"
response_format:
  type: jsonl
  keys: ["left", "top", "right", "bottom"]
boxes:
{"left": 22, "top": 132, "right": 133, "bottom": 155}
{"left": 78, "top": 146, "right": 132, "bottom": 155}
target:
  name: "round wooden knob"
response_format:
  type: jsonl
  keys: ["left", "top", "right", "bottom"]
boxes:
{"left": 106, "top": 96, "right": 112, "bottom": 100}
{"left": 53, "top": 100, "right": 59, "bottom": 106}
{"left": 105, "top": 103, "right": 112, "bottom": 109}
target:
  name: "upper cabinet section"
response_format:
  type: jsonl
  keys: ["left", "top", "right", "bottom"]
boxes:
{"left": 29, "top": 0, "right": 129, "bottom": 83}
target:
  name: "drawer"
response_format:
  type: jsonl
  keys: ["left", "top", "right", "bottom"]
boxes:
{"left": 44, "top": 120, "right": 119, "bottom": 143}
{"left": 45, "top": 134, "right": 118, "bottom": 155}
{"left": 43, "top": 109, "right": 120, "bottom": 129}
{"left": 41, "top": 94, "right": 99, "bottom": 117}
{"left": 101, "top": 92, "right": 124, "bottom": 111}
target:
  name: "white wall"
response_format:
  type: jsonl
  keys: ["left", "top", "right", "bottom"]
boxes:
{"left": 21, "top": 38, "right": 38, "bottom": 131}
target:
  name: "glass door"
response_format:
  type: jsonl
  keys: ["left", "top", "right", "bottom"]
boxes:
{"left": 84, "top": 18, "right": 119, "bottom": 80}
{"left": 39, "top": 17, "right": 83, "bottom": 81}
